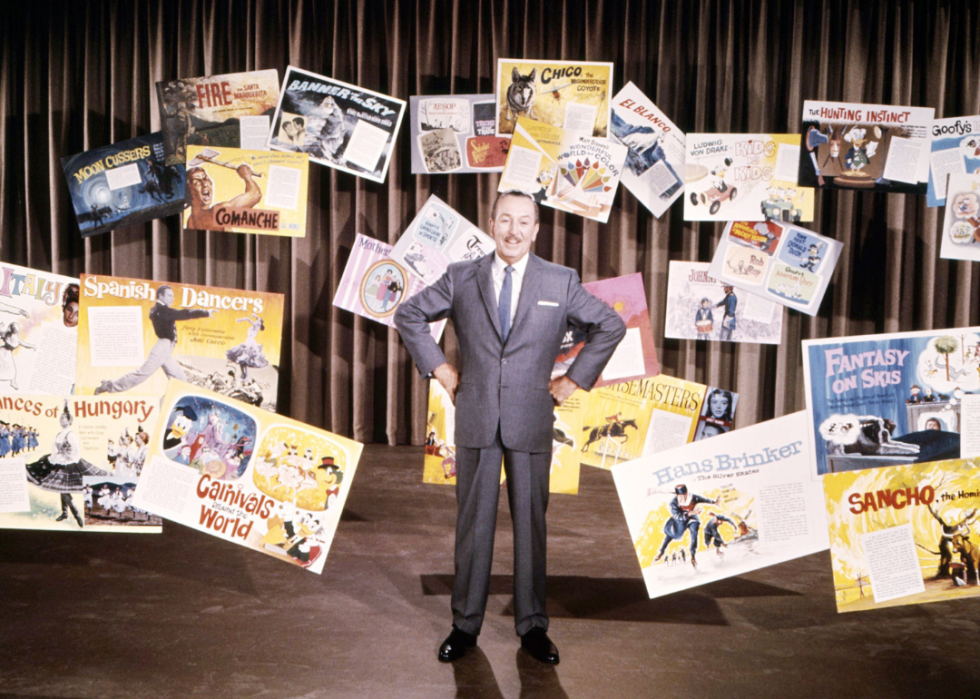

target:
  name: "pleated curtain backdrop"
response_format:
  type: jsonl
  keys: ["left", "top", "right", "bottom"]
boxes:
{"left": 1, "top": 0, "right": 978, "bottom": 445}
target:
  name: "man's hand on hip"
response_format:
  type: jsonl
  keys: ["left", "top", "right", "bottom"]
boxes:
{"left": 432, "top": 363, "right": 459, "bottom": 405}
{"left": 549, "top": 375, "right": 579, "bottom": 406}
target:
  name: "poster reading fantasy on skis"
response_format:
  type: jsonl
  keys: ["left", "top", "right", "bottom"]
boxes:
{"left": 664, "top": 261, "right": 783, "bottom": 345}
{"left": 132, "top": 381, "right": 362, "bottom": 573}
{"left": 0, "top": 395, "right": 162, "bottom": 533}
{"left": 0, "top": 263, "right": 79, "bottom": 395}
{"left": 684, "top": 133, "right": 815, "bottom": 222}
{"left": 927, "top": 116, "right": 980, "bottom": 207}
{"left": 62, "top": 132, "right": 186, "bottom": 237}
{"left": 496, "top": 59, "right": 613, "bottom": 138}
{"left": 802, "top": 328, "right": 980, "bottom": 478}
{"left": 76, "top": 274, "right": 285, "bottom": 411}
{"left": 798, "top": 100, "right": 934, "bottom": 193}
{"left": 156, "top": 69, "right": 280, "bottom": 166}
{"left": 939, "top": 173, "right": 980, "bottom": 262}
{"left": 613, "top": 411, "right": 828, "bottom": 599}
{"left": 823, "top": 458, "right": 980, "bottom": 612}
{"left": 182, "top": 146, "right": 309, "bottom": 237}
{"left": 409, "top": 95, "right": 510, "bottom": 173}
{"left": 609, "top": 82, "right": 686, "bottom": 218}
{"left": 269, "top": 66, "right": 406, "bottom": 184}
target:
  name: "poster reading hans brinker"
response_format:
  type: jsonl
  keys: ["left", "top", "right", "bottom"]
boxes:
{"left": 75, "top": 275, "right": 285, "bottom": 412}
{"left": 268, "top": 66, "right": 407, "bottom": 184}
{"left": 803, "top": 328, "right": 980, "bottom": 479}
{"left": 132, "top": 381, "right": 363, "bottom": 573}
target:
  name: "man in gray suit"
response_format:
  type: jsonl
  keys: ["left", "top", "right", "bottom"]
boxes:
{"left": 395, "top": 191, "right": 626, "bottom": 664}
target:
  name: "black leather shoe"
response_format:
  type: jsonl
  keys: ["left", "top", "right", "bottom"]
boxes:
{"left": 438, "top": 627, "right": 476, "bottom": 662}
{"left": 520, "top": 628, "right": 559, "bottom": 664}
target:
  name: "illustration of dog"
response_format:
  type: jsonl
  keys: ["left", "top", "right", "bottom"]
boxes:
{"left": 951, "top": 534, "right": 980, "bottom": 585}
{"left": 819, "top": 414, "right": 920, "bottom": 457}
{"left": 506, "top": 68, "right": 537, "bottom": 122}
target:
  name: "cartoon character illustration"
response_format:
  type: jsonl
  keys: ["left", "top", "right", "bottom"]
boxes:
{"left": 843, "top": 127, "right": 878, "bottom": 173}
{"left": 689, "top": 158, "right": 736, "bottom": 215}
{"left": 800, "top": 243, "right": 822, "bottom": 272}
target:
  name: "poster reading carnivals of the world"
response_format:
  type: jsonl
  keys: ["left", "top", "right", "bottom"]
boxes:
{"left": 684, "top": 134, "right": 815, "bottom": 222}
{"left": 823, "top": 458, "right": 980, "bottom": 612}
{"left": 940, "top": 173, "right": 980, "bottom": 262}
{"left": 495, "top": 59, "right": 614, "bottom": 138}
{"left": 664, "top": 261, "right": 783, "bottom": 345}
{"left": 0, "top": 395, "right": 162, "bottom": 533}
{"left": 927, "top": 116, "right": 980, "bottom": 207}
{"left": 613, "top": 411, "right": 828, "bottom": 599}
{"left": 156, "top": 69, "right": 280, "bottom": 166}
{"left": 62, "top": 132, "right": 187, "bottom": 237}
{"left": 0, "top": 263, "right": 79, "bottom": 395}
{"left": 802, "top": 328, "right": 980, "bottom": 479}
{"left": 609, "top": 82, "right": 686, "bottom": 218}
{"left": 132, "top": 381, "right": 362, "bottom": 573}
{"left": 268, "top": 66, "right": 407, "bottom": 184}
{"left": 332, "top": 233, "right": 445, "bottom": 341}
{"left": 708, "top": 220, "right": 843, "bottom": 317}
{"left": 182, "top": 146, "right": 309, "bottom": 237}
{"left": 75, "top": 275, "right": 285, "bottom": 412}
{"left": 798, "top": 100, "right": 935, "bottom": 193}
{"left": 409, "top": 95, "right": 511, "bottom": 173}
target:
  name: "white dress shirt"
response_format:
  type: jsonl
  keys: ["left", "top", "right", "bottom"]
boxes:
{"left": 491, "top": 252, "right": 529, "bottom": 328}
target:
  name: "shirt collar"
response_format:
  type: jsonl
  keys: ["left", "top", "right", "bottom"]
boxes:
{"left": 493, "top": 252, "right": 530, "bottom": 278}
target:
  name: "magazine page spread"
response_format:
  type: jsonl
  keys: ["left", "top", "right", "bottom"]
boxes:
{"left": 927, "top": 116, "right": 980, "bottom": 207}
{"left": 683, "top": 134, "right": 814, "bottom": 222}
{"left": 62, "top": 132, "right": 186, "bottom": 237}
{"left": 76, "top": 274, "right": 285, "bottom": 411}
{"left": 613, "top": 411, "right": 828, "bottom": 599}
{"left": 495, "top": 59, "right": 614, "bottom": 138}
{"left": 409, "top": 95, "right": 511, "bottom": 173}
{"left": 802, "top": 327, "right": 980, "bottom": 479}
{"left": 132, "top": 381, "right": 363, "bottom": 573}
{"left": 610, "top": 81, "right": 685, "bottom": 218}
{"left": 664, "top": 261, "right": 782, "bottom": 345}
{"left": 0, "top": 263, "right": 79, "bottom": 395}
{"left": 388, "top": 195, "right": 495, "bottom": 286}
{"left": 182, "top": 146, "right": 309, "bottom": 237}
{"left": 798, "top": 100, "right": 935, "bottom": 193}
{"left": 708, "top": 220, "right": 843, "bottom": 316}
{"left": 156, "top": 69, "right": 280, "bottom": 166}
{"left": 939, "top": 173, "right": 980, "bottom": 262}
{"left": 0, "top": 395, "right": 162, "bottom": 533}
{"left": 824, "top": 458, "right": 980, "bottom": 612}
{"left": 269, "top": 66, "right": 407, "bottom": 184}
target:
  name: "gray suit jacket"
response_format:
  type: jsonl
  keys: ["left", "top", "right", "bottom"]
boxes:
{"left": 395, "top": 252, "right": 626, "bottom": 453}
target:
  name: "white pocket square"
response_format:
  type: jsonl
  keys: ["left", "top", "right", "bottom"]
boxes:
{"left": 537, "top": 300, "right": 559, "bottom": 307}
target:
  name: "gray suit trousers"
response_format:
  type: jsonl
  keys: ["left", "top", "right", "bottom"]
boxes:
{"left": 452, "top": 429, "right": 550, "bottom": 637}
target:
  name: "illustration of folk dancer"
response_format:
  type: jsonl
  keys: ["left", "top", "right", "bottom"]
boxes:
{"left": 715, "top": 286, "right": 738, "bottom": 342}
{"left": 926, "top": 502, "right": 978, "bottom": 578}
{"left": 695, "top": 298, "right": 713, "bottom": 341}
{"left": 703, "top": 511, "right": 737, "bottom": 556}
{"left": 654, "top": 484, "right": 719, "bottom": 570}
{"left": 25, "top": 402, "right": 109, "bottom": 527}
{"left": 225, "top": 314, "right": 269, "bottom": 380}
{"left": 184, "top": 163, "right": 261, "bottom": 231}
{"left": 0, "top": 322, "right": 37, "bottom": 391}
{"left": 95, "top": 285, "right": 213, "bottom": 394}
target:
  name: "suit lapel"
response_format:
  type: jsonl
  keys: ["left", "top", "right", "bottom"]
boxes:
{"left": 511, "top": 253, "right": 544, "bottom": 335}
{"left": 477, "top": 254, "right": 503, "bottom": 340}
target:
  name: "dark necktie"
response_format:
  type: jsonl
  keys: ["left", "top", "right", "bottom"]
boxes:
{"left": 499, "top": 265, "right": 514, "bottom": 342}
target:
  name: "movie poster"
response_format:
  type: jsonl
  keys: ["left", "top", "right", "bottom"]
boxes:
{"left": 75, "top": 275, "right": 285, "bottom": 411}
{"left": 613, "top": 411, "right": 828, "bottom": 599}
{"left": 62, "top": 132, "right": 186, "bottom": 237}
{"left": 0, "top": 263, "right": 79, "bottom": 395}
{"left": 156, "top": 69, "right": 280, "bottom": 166}
{"left": 0, "top": 395, "right": 162, "bottom": 533}
{"left": 132, "top": 381, "right": 362, "bottom": 573}
{"left": 708, "top": 220, "right": 843, "bottom": 316}
{"left": 268, "top": 66, "right": 406, "bottom": 184}
{"left": 824, "top": 458, "right": 980, "bottom": 612}
{"left": 610, "top": 82, "right": 686, "bottom": 218}
{"left": 684, "top": 134, "right": 815, "bottom": 222}
{"left": 939, "top": 173, "right": 980, "bottom": 262}
{"left": 409, "top": 95, "right": 511, "bottom": 173}
{"left": 927, "top": 116, "right": 980, "bottom": 207}
{"left": 664, "top": 261, "right": 783, "bottom": 345}
{"left": 182, "top": 146, "right": 309, "bottom": 237}
{"left": 798, "top": 100, "right": 935, "bottom": 193}
{"left": 496, "top": 59, "right": 614, "bottom": 138}
{"left": 802, "top": 328, "right": 980, "bottom": 478}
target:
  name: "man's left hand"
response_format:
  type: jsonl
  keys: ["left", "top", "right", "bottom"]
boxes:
{"left": 549, "top": 375, "right": 579, "bottom": 406}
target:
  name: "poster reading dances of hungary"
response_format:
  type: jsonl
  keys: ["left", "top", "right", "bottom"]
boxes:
{"left": 75, "top": 274, "right": 285, "bottom": 411}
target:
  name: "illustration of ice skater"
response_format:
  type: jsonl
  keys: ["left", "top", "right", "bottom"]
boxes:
{"left": 654, "top": 484, "right": 719, "bottom": 570}
{"left": 94, "top": 285, "right": 213, "bottom": 394}
{"left": 0, "top": 322, "right": 37, "bottom": 391}
{"left": 225, "top": 314, "right": 269, "bottom": 380}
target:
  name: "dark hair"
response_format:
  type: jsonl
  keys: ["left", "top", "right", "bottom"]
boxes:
{"left": 62, "top": 284, "right": 79, "bottom": 310}
{"left": 704, "top": 389, "right": 733, "bottom": 421}
{"left": 491, "top": 190, "right": 539, "bottom": 223}
{"left": 156, "top": 285, "right": 173, "bottom": 300}
{"left": 292, "top": 117, "right": 305, "bottom": 127}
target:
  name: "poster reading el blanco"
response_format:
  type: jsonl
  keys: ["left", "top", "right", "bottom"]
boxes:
{"left": 133, "top": 381, "right": 363, "bottom": 573}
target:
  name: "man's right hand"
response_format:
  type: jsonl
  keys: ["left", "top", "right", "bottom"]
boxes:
{"left": 432, "top": 363, "right": 459, "bottom": 405}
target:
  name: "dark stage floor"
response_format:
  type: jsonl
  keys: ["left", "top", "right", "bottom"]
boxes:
{"left": 2, "top": 445, "right": 979, "bottom": 698}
